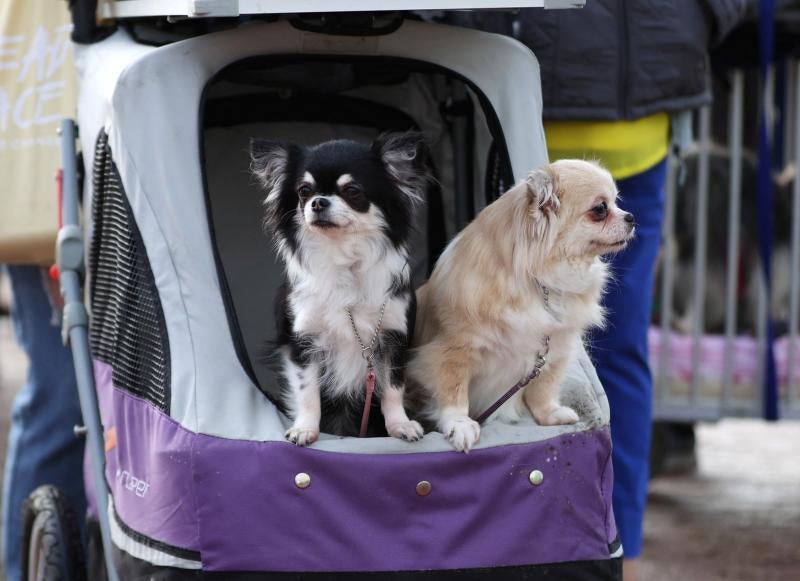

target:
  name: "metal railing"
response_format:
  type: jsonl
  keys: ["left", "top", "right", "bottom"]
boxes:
{"left": 652, "top": 62, "right": 800, "bottom": 422}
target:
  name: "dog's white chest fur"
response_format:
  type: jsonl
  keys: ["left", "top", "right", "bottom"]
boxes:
{"left": 468, "top": 261, "right": 607, "bottom": 420}
{"left": 288, "top": 239, "right": 410, "bottom": 395}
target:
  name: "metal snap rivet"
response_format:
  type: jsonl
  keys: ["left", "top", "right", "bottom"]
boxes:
{"left": 529, "top": 470, "right": 544, "bottom": 486}
{"left": 416, "top": 480, "right": 432, "bottom": 496}
{"left": 294, "top": 472, "right": 311, "bottom": 489}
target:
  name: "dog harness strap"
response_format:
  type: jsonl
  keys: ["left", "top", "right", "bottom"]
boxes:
{"left": 475, "top": 335, "right": 550, "bottom": 424}
{"left": 359, "top": 368, "right": 377, "bottom": 438}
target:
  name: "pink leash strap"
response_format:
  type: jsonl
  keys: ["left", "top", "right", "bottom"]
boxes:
{"left": 359, "top": 368, "right": 377, "bottom": 437}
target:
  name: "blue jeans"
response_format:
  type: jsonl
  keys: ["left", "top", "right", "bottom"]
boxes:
{"left": 1, "top": 266, "right": 85, "bottom": 581}
{"left": 589, "top": 159, "right": 666, "bottom": 558}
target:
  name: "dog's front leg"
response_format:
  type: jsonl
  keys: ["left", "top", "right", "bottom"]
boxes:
{"left": 523, "top": 354, "right": 580, "bottom": 426}
{"left": 380, "top": 331, "right": 424, "bottom": 442}
{"left": 284, "top": 356, "right": 322, "bottom": 446}
{"left": 432, "top": 345, "right": 480, "bottom": 453}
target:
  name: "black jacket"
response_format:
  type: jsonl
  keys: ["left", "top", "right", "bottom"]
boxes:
{"left": 459, "top": 0, "right": 747, "bottom": 121}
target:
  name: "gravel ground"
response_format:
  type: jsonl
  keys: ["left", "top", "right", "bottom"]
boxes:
{"left": 0, "top": 302, "right": 798, "bottom": 579}
{"left": 642, "top": 420, "right": 800, "bottom": 581}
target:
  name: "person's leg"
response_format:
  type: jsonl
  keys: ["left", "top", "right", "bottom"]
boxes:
{"left": 1, "top": 265, "right": 85, "bottom": 581}
{"left": 589, "top": 159, "right": 666, "bottom": 564}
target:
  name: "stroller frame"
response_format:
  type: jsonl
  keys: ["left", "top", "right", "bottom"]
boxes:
{"left": 58, "top": 118, "right": 118, "bottom": 580}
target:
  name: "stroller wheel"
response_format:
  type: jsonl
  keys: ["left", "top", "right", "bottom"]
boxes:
{"left": 21, "top": 485, "right": 86, "bottom": 581}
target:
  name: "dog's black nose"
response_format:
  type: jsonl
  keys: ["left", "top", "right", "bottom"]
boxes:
{"left": 624, "top": 212, "right": 635, "bottom": 224}
{"left": 311, "top": 197, "right": 331, "bottom": 213}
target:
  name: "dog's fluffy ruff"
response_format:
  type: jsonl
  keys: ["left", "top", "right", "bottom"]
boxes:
{"left": 285, "top": 227, "right": 411, "bottom": 400}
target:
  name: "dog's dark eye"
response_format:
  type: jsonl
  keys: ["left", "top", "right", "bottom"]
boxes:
{"left": 297, "top": 184, "right": 313, "bottom": 198}
{"left": 591, "top": 202, "right": 608, "bottom": 220}
{"left": 341, "top": 184, "right": 362, "bottom": 197}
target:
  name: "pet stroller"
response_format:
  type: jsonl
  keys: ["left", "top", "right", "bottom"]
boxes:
{"left": 27, "top": 4, "right": 621, "bottom": 580}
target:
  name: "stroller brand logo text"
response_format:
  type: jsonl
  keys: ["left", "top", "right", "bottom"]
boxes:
{"left": 115, "top": 468, "right": 150, "bottom": 498}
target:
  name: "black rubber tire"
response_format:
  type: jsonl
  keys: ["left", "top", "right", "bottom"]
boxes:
{"left": 21, "top": 485, "right": 86, "bottom": 581}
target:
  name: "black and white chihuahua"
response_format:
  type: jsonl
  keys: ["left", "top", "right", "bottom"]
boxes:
{"left": 251, "top": 133, "right": 428, "bottom": 445}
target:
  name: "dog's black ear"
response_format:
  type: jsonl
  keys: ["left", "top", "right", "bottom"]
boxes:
{"left": 526, "top": 165, "right": 560, "bottom": 215}
{"left": 372, "top": 132, "right": 430, "bottom": 204}
{"left": 250, "top": 139, "right": 298, "bottom": 197}
{"left": 251, "top": 139, "right": 303, "bottom": 235}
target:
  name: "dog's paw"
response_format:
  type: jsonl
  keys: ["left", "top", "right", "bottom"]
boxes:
{"left": 533, "top": 405, "right": 579, "bottom": 426}
{"left": 387, "top": 420, "right": 424, "bottom": 442}
{"left": 285, "top": 426, "right": 320, "bottom": 446}
{"left": 441, "top": 416, "right": 481, "bottom": 453}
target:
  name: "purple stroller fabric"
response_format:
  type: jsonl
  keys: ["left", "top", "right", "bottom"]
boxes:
{"left": 90, "top": 360, "right": 617, "bottom": 572}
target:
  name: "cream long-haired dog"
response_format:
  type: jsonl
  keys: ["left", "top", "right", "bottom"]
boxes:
{"left": 408, "top": 159, "right": 634, "bottom": 452}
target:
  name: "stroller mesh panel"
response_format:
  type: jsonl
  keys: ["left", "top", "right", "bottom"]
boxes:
{"left": 89, "top": 132, "right": 170, "bottom": 412}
